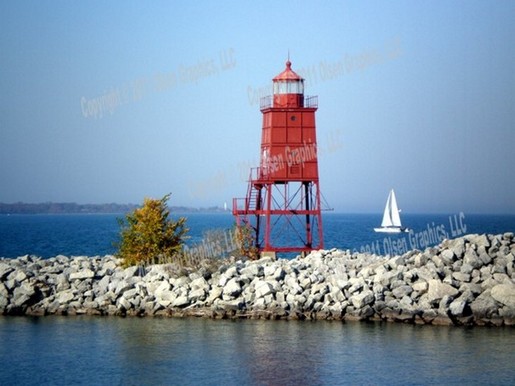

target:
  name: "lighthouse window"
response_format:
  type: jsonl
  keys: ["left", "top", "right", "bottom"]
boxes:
{"left": 274, "top": 80, "right": 304, "bottom": 94}
{"left": 288, "top": 81, "right": 304, "bottom": 94}
{"left": 274, "top": 82, "right": 288, "bottom": 94}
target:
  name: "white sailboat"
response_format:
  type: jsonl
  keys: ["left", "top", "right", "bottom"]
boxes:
{"left": 374, "top": 189, "right": 409, "bottom": 233}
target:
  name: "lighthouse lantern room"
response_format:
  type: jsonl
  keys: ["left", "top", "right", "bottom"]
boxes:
{"left": 233, "top": 60, "right": 324, "bottom": 257}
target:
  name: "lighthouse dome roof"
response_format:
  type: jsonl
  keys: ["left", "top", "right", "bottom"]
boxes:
{"left": 273, "top": 60, "right": 303, "bottom": 81}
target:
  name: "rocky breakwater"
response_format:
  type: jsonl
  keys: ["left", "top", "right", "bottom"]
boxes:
{"left": 1, "top": 233, "right": 514, "bottom": 326}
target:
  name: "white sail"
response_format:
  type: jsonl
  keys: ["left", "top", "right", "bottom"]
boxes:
{"left": 374, "top": 189, "right": 407, "bottom": 233}
{"left": 389, "top": 190, "right": 402, "bottom": 227}
{"left": 380, "top": 191, "right": 393, "bottom": 227}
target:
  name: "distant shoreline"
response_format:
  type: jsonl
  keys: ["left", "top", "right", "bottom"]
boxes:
{"left": 0, "top": 202, "right": 228, "bottom": 215}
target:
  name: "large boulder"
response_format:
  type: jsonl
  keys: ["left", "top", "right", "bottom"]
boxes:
{"left": 490, "top": 283, "right": 515, "bottom": 309}
{"left": 0, "top": 262, "right": 14, "bottom": 280}
{"left": 255, "top": 280, "right": 275, "bottom": 299}
{"left": 223, "top": 278, "right": 242, "bottom": 298}
{"left": 470, "top": 290, "right": 498, "bottom": 318}
{"left": 426, "top": 280, "right": 459, "bottom": 304}
{"left": 351, "top": 290, "right": 375, "bottom": 309}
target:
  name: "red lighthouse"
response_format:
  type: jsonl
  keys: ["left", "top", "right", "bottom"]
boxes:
{"left": 233, "top": 60, "right": 324, "bottom": 257}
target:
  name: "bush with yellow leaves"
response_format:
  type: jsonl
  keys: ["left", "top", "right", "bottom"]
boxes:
{"left": 116, "top": 194, "right": 188, "bottom": 267}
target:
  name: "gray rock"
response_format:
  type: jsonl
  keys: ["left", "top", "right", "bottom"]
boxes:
{"left": 449, "top": 298, "right": 467, "bottom": 316}
{"left": 123, "top": 265, "right": 140, "bottom": 279}
{"left": 470, "top": 290, "right": 498, "bottom": 318}
{"left": 223, "top": 278, "right": 242, "bottom": 298}
{"left": 55, "top": 255, "right": 70, "bottom": 264}
{"left": 172, "top": 295, "right": 190, "bottom": 308}
{"left": 412, "top": 281, "right": 428, "bottom": 293}
{"left": 388, "top": 256, "right": 405, "bottom": 268}
{"left": 156, "top": 290, "right": 175, "bottom": 307}
{"left": 69, "top": 269, "right": 95, "bottom": 280}
{"left": 414, "top": 253, "right": 428, "bottom": 268}
{"left": 392, "top": 285, "right": 413, "bottom": 299}
{"left": 95, "top": 275, "right": 111, "bottom": 295}
{"left": 224, "top": 266, "right": 239, "bottom": 278}
{"left": 459, "top": 282, "right": 482, "bottom": 296}
{"left": 263, "top": 264, "right": 277, "bottom": 278}
{"left": 452, "top": 272, "right": 471, "bottom": 283}
{"left": 426, "top": 280, "right": 459, "bottom": 304}
{"left": 12, "top": 282, "right": 36, "bottom": 306}
{"left": 8, "top": 270, "right": 27, "bottom": 283}
{"left": 449, "top": 238, "right": 465, "bottom": 259}
{"left": 56, "top": 273, "right": 70, "bottom": 291}
{"left": 351, "top": 290, "right": 374, "bottom": 309}
{"left": 272, "top": 267, "right": 286, "bottom": 281}
{"left": 478, "top": 253, "right": 492, "bottom": 266}
{"left": 123, "top": 288, "right": 140, "bottom": 300}
{"left": 114, "top": 280, "right": 133, "bottom": 295}
{"left": 190, "top": 277, "right": 209, "bottom": 291}
{"left": 490, "top": 283, "right": 515, "bottom": 309}
{"left": 0, "top": 263, "right": 14, "bottom": 280}
{"left": 284, "top": 276, "right": 303, "bottom": 295}
{"left": 189, "top": 288, "right": 206, "bottom": 302}
{"left": 255, "top": 281, "right": 275, "bottom": 298}
{"left": 440, "top": 249, "right": 455, "bottom": 264}
{"left": 102, "top": 259, "right": 118, "bottom": 272}
{"left": 311, "top": 282, "right": 329, "bottom": 296}
{"left": 240, "top": 263, "right": 260, "bottom": 278}
{"left": 206, "top": 287, "right": 223, "bottom": 304}
{"left": 348, "top": 277, "right": 365, "bottom": 294}
{"left": 298, "top": 275, "right": 311, "bottom": 290}
{"left": 83, "top": 300, "right": 99, "bottom": 310}
{"left": 464, "top": 250, "right": 483, "bottom": 269}
{"left": 117, "top": 296, "right": 132, "bottom": 310}
{"left": 215, "top": 299, "right": 244, "bottom": 311}
{"left": 460, "top": 263, "right": 474, "bottom": 275}
{"left": 57, "top": 290, "right": 75, "bottom": 305}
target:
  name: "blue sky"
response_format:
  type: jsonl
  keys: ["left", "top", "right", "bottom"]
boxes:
{"left": 1, "top": 1, "right": 514, "bottom": 214}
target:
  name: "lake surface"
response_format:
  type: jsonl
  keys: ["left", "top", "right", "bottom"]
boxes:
{"left": 0, "top": 316, "right": 514, "bottom": 385}
{"left": 1, "top": 212, "right": 514, "bottom": 259}
{"left": 1, "top": 213, "right": 514, "bottom": 385}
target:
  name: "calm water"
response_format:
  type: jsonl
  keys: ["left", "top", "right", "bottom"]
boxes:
{"left": 1, "top": 213, "right": 515, "bottom": 385}
{"left": 0, "top": 317, "right": 514, "bottom": 385}
{"left": 1, "top": 212, "right": 514, "bottom": 259}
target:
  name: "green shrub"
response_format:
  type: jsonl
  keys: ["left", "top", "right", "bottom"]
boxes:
{"left": 116, "top": 194, "right": 188, "bottom": 267}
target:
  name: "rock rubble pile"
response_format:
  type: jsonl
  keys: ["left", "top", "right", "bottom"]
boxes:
{"left": 1, "top": 233, "right": 514, "bottom": 326}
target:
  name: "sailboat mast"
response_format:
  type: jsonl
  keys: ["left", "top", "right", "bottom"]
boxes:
{"left": 390, "top": 189, "right": 402, "bottom": 227}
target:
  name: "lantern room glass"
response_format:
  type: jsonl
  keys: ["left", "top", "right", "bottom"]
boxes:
{"left": 274, "top": 80, "right": 304, "bottom": 95}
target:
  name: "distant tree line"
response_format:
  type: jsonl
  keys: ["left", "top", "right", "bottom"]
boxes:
{"left": 0, "top": 202, "right": 140, "bottom": 214}
{"left": 0, "top": 202, "right": 229, "bottom": 214}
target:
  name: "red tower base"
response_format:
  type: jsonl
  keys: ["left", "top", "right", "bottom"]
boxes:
{"left": 233, "top": 168, "right": 324, "bottom": 257}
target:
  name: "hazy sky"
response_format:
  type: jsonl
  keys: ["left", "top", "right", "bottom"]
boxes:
{"left": 1, "top": 1, "right": 514, "bottom": 214}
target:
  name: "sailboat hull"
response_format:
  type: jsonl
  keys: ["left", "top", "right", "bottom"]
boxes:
{"left": 374, "top": 227, "right": 409, "bottom": 233}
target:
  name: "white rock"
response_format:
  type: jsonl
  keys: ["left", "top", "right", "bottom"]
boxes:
{"left": 449, "top": 297, "right": 466, "bottom": 316}
{"left": 491, "top": 283, "right": 515, "bottom": 309}
{"left": 117, "top": 297, "right": 132, "bottom": 310}
{"left": 57, "top": 290, "right": 75, "bottom": 304}
{"left": 69, "top": 269, "right": 95, "bottom": 280}
{"left": 171, "top": 295, "right": 190, "bottom": 307}
{"left": 255, "top": 281, "right": 275, "bottom": 298}
{"left": 223, "top": 278, "right": 242, "bottom": 298}
{"left": 351, "top": 290, "right": 374, "bottom": 309}
{"left": 206, "top": 287, "right": 223, "bottom": 304}
{"left": 190, "top": 277, "right": 209, "bottom": 291}
{"left": 426, "top": 279, "right": 459, "bottom": 303}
